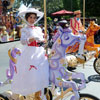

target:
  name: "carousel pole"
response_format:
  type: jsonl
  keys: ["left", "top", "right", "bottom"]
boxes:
{"left": 83, "top": 0, "right": 85, "bottom": 29}
{"left": 83, "top": 0, "right": 85, "bottom": 68}
{"left": 44, "top": 0, "right": 48, "bottom": 54}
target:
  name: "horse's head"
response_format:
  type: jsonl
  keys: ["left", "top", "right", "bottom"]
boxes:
{"left": 11, "top": 48, "right": 21, "bottom": 57}
{"left": 8, "top": 48, "right": 21, "bottom": 64}
{"left": 13, "top": 48, "right": 21, "bottom": 55}
{"left": 59, "top": 28, "right": 79, "bottom": 48}
{"left": 88, "top": 21, "right": 100, "bottom": 33}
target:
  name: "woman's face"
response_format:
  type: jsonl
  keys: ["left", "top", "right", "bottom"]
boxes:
{"left": 27, "top": 14, "right": 36, "bottom": 24}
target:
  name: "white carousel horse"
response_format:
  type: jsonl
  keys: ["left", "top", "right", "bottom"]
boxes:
{"left": 49, "top": 27, "right": 86, "bottom": 100}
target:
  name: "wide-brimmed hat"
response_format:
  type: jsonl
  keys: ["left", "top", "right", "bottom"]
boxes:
{"left": 18, "top": 4, "right": 44, "bottom": 24}
{"left": 18, "top": 8, "right": 43, "bottom": 17}
{"left": 74, "top": 10, "right": 81, "bottom": 15}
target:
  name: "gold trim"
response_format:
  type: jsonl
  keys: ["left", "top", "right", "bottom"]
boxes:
{"left": 8, "top": 49, "right": 17, "bottom": 64}
{"left": 0, "top": 97, "right": 5, "bottom": 100}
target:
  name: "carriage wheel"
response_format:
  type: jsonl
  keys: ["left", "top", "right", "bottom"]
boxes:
{"left": 80, "top": 93, "right": 99, "bottom": 100}
{"left": 93, "top": 58, "right": 100, "bottom": 75}
{"left": 0, "top": 94, "right": 9, "bottom": 100}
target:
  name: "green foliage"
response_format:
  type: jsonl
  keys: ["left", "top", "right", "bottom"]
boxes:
{"left": 80, "top": 0, "right": 100, "bottom": 17}
{"left": 43, "top": 0, "right": 63, "bottom": 15}
{"left": 13, "top": 0, "right": 63, "bottom": 16}
{"left": 47, "top": 17, "right": 53, "bottom": 25}
{"left": 86, "top": 0, "right": 100, "bottom": 17}
{"left": 63, "top": 0, "right": 80, "bottom": 11}
{"left": 61, "top": 16, "right": 70, "bottom": 20}
{"left": 13, "top": 0, "right": 22, "bottom": 8}
{"left": 13, "top": 0, "right": 100, "bottom": 17}
{"left": 47, "top": 17, "right": 52, "bottom": 21}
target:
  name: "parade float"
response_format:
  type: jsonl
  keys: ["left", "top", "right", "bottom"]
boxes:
{"left": 0, "top": 21, "right": 100, "bottom": 99}
{"left": 0, "top": 0, "right": 22, "bottom": 43}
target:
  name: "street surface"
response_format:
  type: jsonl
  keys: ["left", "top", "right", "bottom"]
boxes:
{"left": 0, "top": 41, "right": 100, "bottom": 100}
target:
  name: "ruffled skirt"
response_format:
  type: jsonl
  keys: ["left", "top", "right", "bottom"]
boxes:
{"left": 11, "top": 46, "right": 49, "bottom": 96}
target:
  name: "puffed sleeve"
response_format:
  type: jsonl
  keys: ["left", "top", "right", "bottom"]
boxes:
{"left": 20, "top": 28, "right": 29, "bottom": 45}
{"left": 35, "top": 27, "right": 44, "bottom": 41}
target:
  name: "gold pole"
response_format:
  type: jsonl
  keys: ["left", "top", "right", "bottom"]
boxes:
{"left": 44, "top": 0, "right": 47, "bottom": 41}
{"left": 83, "top": 0, "right": 85, "bottom": 28}
{"left": 44, "top": 0, "right": 48, "bottom": 53}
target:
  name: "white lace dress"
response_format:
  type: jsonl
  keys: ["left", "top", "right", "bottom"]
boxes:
{"left": 11, "top": 25, "right": 49, "bottom": 96}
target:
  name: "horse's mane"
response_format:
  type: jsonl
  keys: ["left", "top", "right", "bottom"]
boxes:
{"left": 86, "top": 21, "right": 100, "bottom": 37}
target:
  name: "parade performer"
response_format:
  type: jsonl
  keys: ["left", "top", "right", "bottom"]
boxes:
{"left": 11, "top": 6, "right": 49, "bottom": 100}
{"left": 70, "top": 10, "right": 84, "bottom": 35}
{"left": 70, "top": 10, "right": 86, "bottom": 59}
{"left": 49, "top": 20, "right": 86, "bottom": 100}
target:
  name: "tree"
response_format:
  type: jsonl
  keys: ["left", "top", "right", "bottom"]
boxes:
{"left": 13, "top": 0, "right": 22, "bottom": 8}
{"left": 13, "top": 0, "right": 40, "bottom": 8}
{"left": 13, "top": 0, "right": 63, "bottom": 16}
{"left": 86, "top": 0, "right": 100, "bottom": 17}
{"left": 63, "top": 0, "right": 80, "bottom": 11}
{"left": 40, "top": 0, "right": 63, "bottom": 15}
{"left": 13, "top": 0, "right": 100, "bottom": 17}
{"left": 80, "top": 0, "right": 100, "bottom": 17}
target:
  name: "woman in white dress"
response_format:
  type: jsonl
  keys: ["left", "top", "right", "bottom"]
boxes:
{"left": 11, "top": 7, "right": 49, "bottom": 99}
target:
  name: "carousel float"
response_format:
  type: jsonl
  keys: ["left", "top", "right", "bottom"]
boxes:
{"left": 0, "top": 2, "right": 100, "bottom": 100}
{"left": 0, "top": 0, "right": 22, "bottom": 43}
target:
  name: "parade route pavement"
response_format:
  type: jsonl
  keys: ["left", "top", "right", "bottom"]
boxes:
{"left": 75, "top": 59, "right": 100, "bottom": 99}
{"left": 0, "top": 41, "right": 100, "bottom": 99}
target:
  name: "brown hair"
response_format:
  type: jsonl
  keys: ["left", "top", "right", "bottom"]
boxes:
{"left": 25, "top": 12, "right": 37, "bottom": 21}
